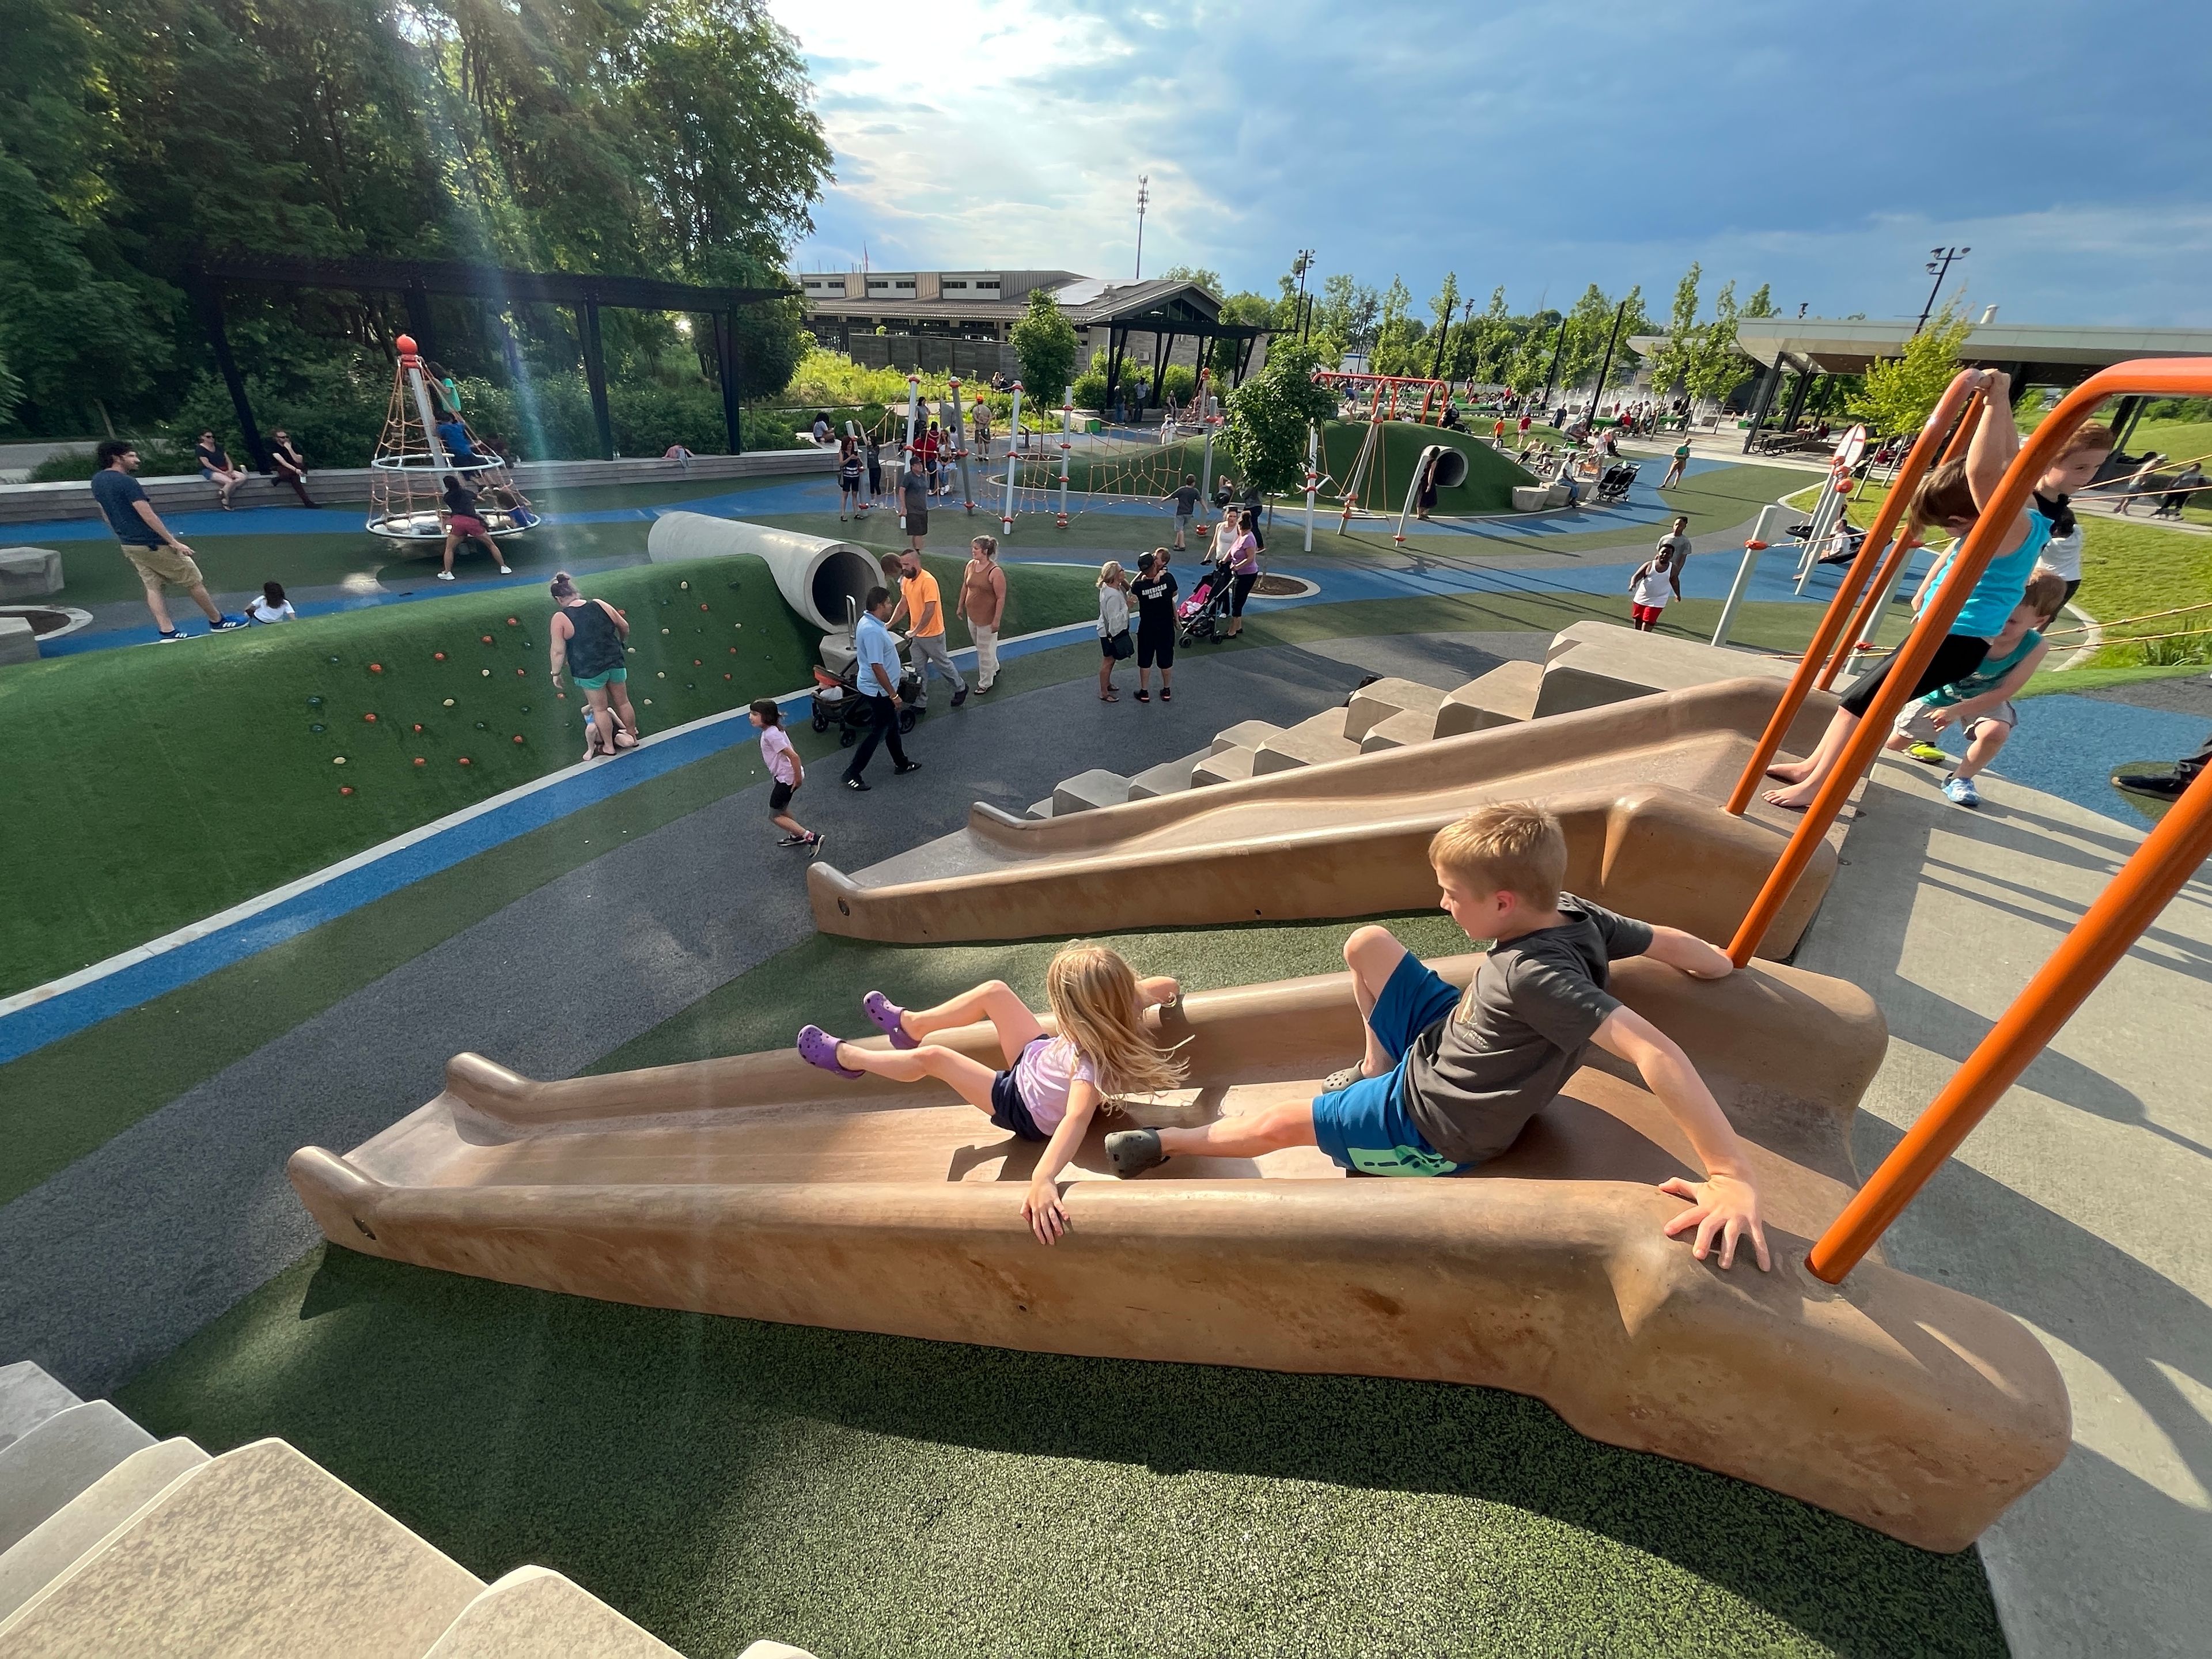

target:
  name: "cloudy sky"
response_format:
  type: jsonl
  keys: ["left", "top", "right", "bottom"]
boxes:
{"left": 766, "top": 0, "right": 2212, "bottom": 328}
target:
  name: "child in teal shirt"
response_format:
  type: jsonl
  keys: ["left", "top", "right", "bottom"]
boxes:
{"left": 1885, "top": 568, "right": 2066, "bottom": 808}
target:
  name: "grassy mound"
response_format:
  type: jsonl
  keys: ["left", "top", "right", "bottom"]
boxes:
{"left": 0, "top": 552, "right": 1096, "bottom": 996}
{"left": 1316, "top": 419, "right": 1535, "bottom": 515}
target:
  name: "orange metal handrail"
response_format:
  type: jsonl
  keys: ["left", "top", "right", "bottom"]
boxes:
{"left": 1721, "top": 377, "right": 1982, "bottom": 815}
{"left": 1726, "top": 358, "right": 2212, "bottom": 968}
{"left": 1816, "top": 392, "right": 1986, "bottom": 691}
{"left": 1808, "top": 762, "right": 2212, "bottom": 1282}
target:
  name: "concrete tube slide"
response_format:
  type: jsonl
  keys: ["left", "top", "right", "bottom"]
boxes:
{"left": 646, "top": 512, "right": 881, "bottom": 633}
{"left": 290, "top": 952, "right": 2067, "bottom": 1551}
{"left": 809, "top": 678, "right": 1846, "bottom": 956}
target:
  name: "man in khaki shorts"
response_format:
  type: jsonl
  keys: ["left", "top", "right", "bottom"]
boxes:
{"left": 90, "top": 440, "right": 244, "bottom": 641}
{"left": 958, "top": 534, "right": 1008, "bottom": 693}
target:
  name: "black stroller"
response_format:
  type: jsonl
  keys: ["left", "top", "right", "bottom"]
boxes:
{"left": 1176, "top": 555, "right": 1239, "bottom": 645}
{"left": 1594, "top": 461, "right": 1639, "bottom": 503}
{"left": 810, "top": 660, "right": 921, "bottom": 745}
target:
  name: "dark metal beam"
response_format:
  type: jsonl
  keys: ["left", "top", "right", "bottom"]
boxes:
{"left": 402, "top": 285, "right": 436, "bottom": 359}
{"left": 189, "top": 278, "right": 267, "bottom": 471}
{"left": 579, "top": 299, "right": 613, "bottom": 460}
{"left": 713, "top": 312, "right": 743, "bottom": 456}
{"left": 200, "top": 252, "right": 789, "bottom": 313}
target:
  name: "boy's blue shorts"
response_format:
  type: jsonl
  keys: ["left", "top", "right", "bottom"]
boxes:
{"left": 1311, "top": 951, "right": 1466, "bottom": 1177}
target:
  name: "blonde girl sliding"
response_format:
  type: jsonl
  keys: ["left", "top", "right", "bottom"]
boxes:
{"left": 797, "top": 945, "right": 1183, "bottom": 1245}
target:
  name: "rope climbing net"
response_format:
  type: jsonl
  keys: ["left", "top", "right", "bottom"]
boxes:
{"left": 367, "top": 335, "right": 535, "bottom": 542}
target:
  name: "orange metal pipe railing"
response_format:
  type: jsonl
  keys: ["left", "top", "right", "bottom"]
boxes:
{"left": 1725, "top": 357, "right": 2212, "bottom": 968}
{"left": 1808, "top": 760, "right": 2212, "bottom": 1281}
{"left": 1721, "top": 377, "right": 1983, "bottom": 815}
{"left": 1815, "top": 392, "right": 1986, "bottom": 691}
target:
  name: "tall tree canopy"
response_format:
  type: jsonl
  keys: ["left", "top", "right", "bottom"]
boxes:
{"left": 0, "top": 0, "right": 829, "bottom": 437}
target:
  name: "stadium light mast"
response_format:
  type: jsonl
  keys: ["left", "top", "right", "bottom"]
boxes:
{"left": 1134, "top": 176, "right": 1150, "bottom": 279}
{"left": 1916, "top": 246, "right": 1969, "bottom": 334}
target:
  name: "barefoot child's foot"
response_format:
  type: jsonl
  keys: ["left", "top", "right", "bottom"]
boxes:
{"left": 862, "top": 990, "right": 918, "bottom": 1048}
{"left": 797, "top": 1025, "right": 863, "bottom": 1078}
{"left": 1761, "top": 783, "right": 1818, "bottom": 810}
{"left": 1764, "top": 760, "right": 1812, "bottom": 783}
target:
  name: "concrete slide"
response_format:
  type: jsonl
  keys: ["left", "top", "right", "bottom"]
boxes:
{"left": 646, "top": 512, "right": 880, "bottom": 634}
{"left": 810, "top": 677, "right": 1844, "bottom": 957}
{"left": 291, "top": 954, "right": 2067, "bottom": 1552}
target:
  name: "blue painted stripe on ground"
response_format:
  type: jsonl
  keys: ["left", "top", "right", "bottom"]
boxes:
{"left": 0, "top": 622, "right": 1089, "bottom": 1065}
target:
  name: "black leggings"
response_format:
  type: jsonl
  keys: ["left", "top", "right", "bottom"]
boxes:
{"left": 1229, "top": 572, "right": 1259, "bottom": 616}
{"left": 1839, "top": 631, "right": 1989, "bottom": 718}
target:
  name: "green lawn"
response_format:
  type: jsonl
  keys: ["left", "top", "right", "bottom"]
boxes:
{"left": 0, "top": 551, "right": 1097, "bottom": 997}
{"left": 117, "top": 912, "right": 2008, "bottom": 1659}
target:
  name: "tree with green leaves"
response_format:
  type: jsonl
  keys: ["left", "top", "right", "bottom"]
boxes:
{"left": 1159, "top": 265, "right": 1224, "bottom": 298}
{"left": 1848, "top": 300, "right": 1971, "bottom": 435}
{"left": 1222, "top": 335, "right": 1336, "bottom": 495}
{"left": 1744, "top": 283, "right": 1779, "bottom": 319}
{"left": 1684, "top": 281, "right": 1748, "bottom": 412}
{"left": 1464, "top": 286, "right": 1512, "bottom": 385}
{"left": 1011, "top": 287, "right": 1079, "bottom": 402}
{"left": 1372, "top": 276, "right": 1427, "bottom": 376}
{"left": 1425, "top": 272, "right": 1461, "bottom": 378}
{"left": 1554, "top": 285, "right": 1616, "bottom": 401}
{"left": 1644, "top": 263, "right": 1702, "bottom": 399}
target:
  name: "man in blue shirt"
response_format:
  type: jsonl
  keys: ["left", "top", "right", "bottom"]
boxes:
{"left": 843, "top": 587, "right": 921, "bottom": 790}
{"left": 89, "top": 440, "right": 244, "bottom": 641}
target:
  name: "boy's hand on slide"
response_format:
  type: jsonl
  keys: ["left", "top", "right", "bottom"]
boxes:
{"left": 1658, "top": 1174, "right": 1772, "bottom": 1271}
{"left": 1024, "top": 1181, "right": 1071, "bottom": 1246}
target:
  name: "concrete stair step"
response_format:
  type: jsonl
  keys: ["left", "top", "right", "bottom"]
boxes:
{"left": 0, "top": 1438, "right": 483, "bottom": 1658}
{"left": 1051, "top": 768, "right": 1131, "bottom": 815}
{"left": 1027, "top": 798, "right": 1056, "bottom": 820}
{"left": 0, "top": 1402, "right": 156, "bottom": 1558}
{"left": 0, "top": 1439, "right": 208, "bottom": 1623}
{"left": 1343, "top": 677, "right": 1448, "bottom": 742}
{"left": 0, "top": 1364, "right": 81, "bottom": 1454}
{"left": 1126, "top": 747, "right": 1216, "bottom": 800}
{"left": 1207, "top": 719, "right": 1282, "bottom": 755}
{"left": 1436, "top": 661, "right": 1544, "bottom": 737}
{"left": 1359, "top": 706, "right": 1441, "bottom": 753}
{"left": 423, "top": 1565, "right": 679, "bottom": 1658}
{"left": 1190, "top": 746, "right": 1260, "bottom": 787}
{"left": 1254, "top": 710, "right": 1363, "bottom": 775}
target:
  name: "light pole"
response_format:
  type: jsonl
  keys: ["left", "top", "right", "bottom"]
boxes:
{"left": 1293, "top": 248, "right": 1315, "bottom": 340}
{"left": 1916, "top": 246, "right": 1969, "bottom": 334}
{"left": 1134, "top": 175, "right": 1150, "bottom": 279}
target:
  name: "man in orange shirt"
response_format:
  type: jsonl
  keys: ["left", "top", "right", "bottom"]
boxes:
{"left": 891, "top": 547, "right": 968, "bottom": 709}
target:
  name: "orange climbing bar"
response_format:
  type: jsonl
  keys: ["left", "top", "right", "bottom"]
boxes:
{"left": 1722, "top": 377, "right": 1981, "bottom": 815}
{"left": 1817, "top": 392, "right": 1986, "bottom": 691}
{"left": 1726, "top": 357, "right": 2212, "bottom": 967}
{"left": 1809, "top": 760, "right": 2212, "bottom": 1282}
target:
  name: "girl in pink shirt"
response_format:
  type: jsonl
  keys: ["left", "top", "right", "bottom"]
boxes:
{"left": 797, "top": 944, "right": 1184, "bottom": 1245}
{"left": 749, "top": 700, "right": 820, "bottom": 852}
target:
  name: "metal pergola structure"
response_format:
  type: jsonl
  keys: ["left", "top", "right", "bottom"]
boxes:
{"left": 189, "top": 254, "right": 794, "bottom": 468}
{"left": 1094, "top": 307, "right": 1270, "bottom": 414}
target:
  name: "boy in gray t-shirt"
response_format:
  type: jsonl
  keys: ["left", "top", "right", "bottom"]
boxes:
{"left": 1107, "top": 802, "right": 1773, "bottom": 1271}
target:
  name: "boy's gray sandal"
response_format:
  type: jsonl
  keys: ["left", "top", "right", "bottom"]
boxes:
{"left": 1321, "top": 1064, "right": 1366, "bottom": 1093}
{"left": 1104, "top": 1129, "right": 1168, "bottom": 1177}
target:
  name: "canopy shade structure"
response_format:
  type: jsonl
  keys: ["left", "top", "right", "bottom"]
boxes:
{"left": 187, "top": 253, "right": 796, "bottom": 468}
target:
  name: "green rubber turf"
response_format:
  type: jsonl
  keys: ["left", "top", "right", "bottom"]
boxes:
{"left": 0, "top": 551, "right": 1096, "bottom": 998}
{"left": 117, "top": 911, "right": 2008, "bottom": 1659}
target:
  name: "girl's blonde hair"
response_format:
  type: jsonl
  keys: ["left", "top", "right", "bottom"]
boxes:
{"left": 1097, "top": 560, "right": 1125, "bottom": 589}
{"left": 1046, "top": 942, "right": 1184, "bottom": 1102}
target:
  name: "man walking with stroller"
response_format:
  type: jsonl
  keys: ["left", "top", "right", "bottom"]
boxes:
{"left": 843, "top": 587, "right": 922, "bottom": 792}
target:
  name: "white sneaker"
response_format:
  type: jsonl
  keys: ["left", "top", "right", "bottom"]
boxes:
{"left": 497, "top": 564, "right": 513, "bottom": 574}
{"left": 437, "top": 570, "right": 456, "bottom": 581}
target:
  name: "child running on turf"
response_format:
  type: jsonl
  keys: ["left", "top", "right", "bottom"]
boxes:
{"left": 1764, "top": 369, "right": 2047, "bottom": 809}
{"left": 1103, "top": 803, "right": 1772, "bottom": 1271}
{"left": 797, "top": 945, "right": 1185, "bottom": 1245}
{"left": 750, "top": 699, "right": 821, "bottom": 851}
{"left": 1885, "top": 568, "right": 2065, "bottom": 809}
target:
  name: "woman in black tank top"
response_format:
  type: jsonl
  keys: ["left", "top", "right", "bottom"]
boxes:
{"left": 547, "top": 571, "right": 640, "bottom": 758}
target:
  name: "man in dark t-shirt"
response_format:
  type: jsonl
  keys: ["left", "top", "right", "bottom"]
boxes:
{"left": 90, "top": 440, "right": 243, "bottom": 639}
{"left": 1106, "top": 802, "right": 1773, "bottom": 1272}
{"left": 1162, "top": 476, "right": 1201, "bottom": 550}
{"left": 1130, "top": 550, "right": 1179, "bottom": 703}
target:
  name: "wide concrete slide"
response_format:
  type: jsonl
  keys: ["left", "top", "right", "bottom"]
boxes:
{"left": 810, "top": 677, "right": 1841, "bottom": 956}
{"left": 290, "top": 954, "right": 2066, "bottom": 1552}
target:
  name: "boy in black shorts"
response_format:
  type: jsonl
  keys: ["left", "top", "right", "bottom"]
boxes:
{"left": 1106, "top": 802, "right": 1772, "bottom": 1270}
{"left": 1131, "top": 548, "right": 1179, "bottom": 703}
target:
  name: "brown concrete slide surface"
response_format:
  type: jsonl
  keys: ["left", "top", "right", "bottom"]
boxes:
{"left": 808, "top": 678, "right": 1843, "bottom": 957}
{"left": 291, "top": 953, "right": 2067, "bottom": 1552}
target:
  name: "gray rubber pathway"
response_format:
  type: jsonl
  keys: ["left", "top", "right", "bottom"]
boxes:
{"left": 0, "top": 631, "right": 1529, "bottom": 1396}
{"left": 1792, "top": 754, "right": 2212, "bottom": 1658}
